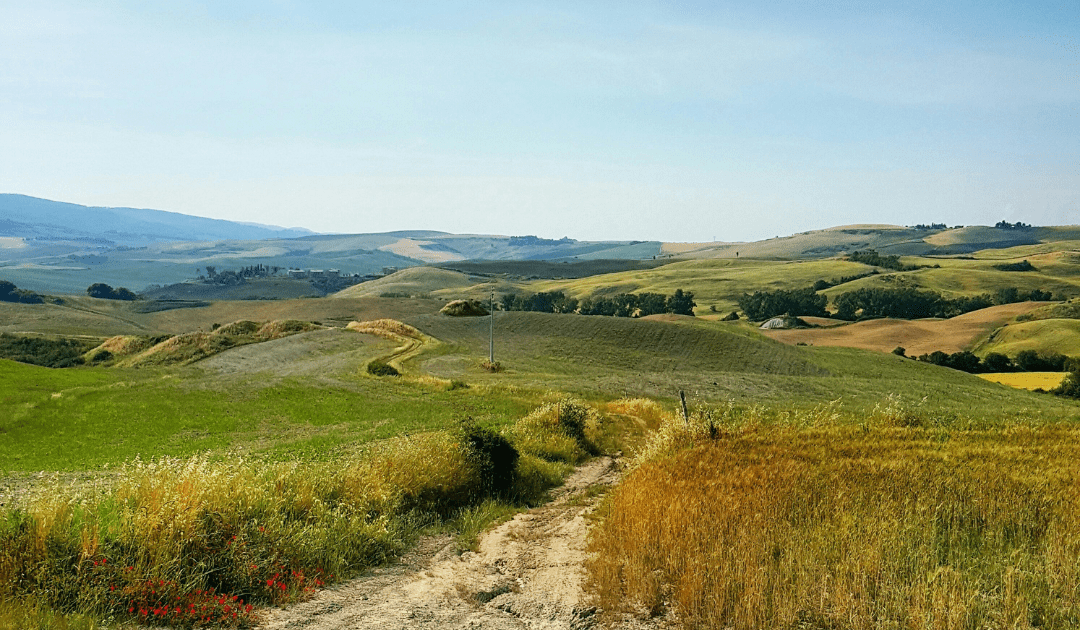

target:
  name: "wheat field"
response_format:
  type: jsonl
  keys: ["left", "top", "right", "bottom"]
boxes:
{"left": 588, "top": 410, "right": 1080, "bottom": 629}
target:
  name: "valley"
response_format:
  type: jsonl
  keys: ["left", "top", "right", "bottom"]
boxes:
{"left": 3, "top": 220, "right": 1080, "bottom": 629}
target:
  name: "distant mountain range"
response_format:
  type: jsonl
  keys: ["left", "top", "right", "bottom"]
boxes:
{"left": 0, "top": 194, "right": 316, "bottom": 244}
{"left": 0, "top": 194, "right": 662, "bottom": 294}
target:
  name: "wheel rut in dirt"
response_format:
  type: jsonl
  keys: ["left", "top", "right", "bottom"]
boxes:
{"left": 259, "top": 457, "right": 623, "bottom": 630}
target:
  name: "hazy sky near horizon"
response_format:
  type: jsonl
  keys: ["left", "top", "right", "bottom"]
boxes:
{"left": 1, "top": 1, "right": 1078, "bottom": 242}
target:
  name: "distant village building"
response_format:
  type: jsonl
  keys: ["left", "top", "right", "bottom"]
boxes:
{"left": 287, "top": 268, "right": 342, "bottom": 279}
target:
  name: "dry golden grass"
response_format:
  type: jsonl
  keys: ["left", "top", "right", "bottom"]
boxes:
{"left": 346, "top": 319, "right": 422, "bottom": 340}
{"left": 978, "top": 372, "right": 1067, "bottom": 391}
{"left": 95, "top": 335, "right": 158, "bottom": 355}
{"left": 761, "top": 302, "right": 1046, "bottom": 356}
{"left": 113, "top": 320, "right": 321, "bottom": 367}
{"left": 507, "top": 398, "right": 602, "bottom": 465}
{"left": 588, "top": 415, "right": 1080, "bottom": 629}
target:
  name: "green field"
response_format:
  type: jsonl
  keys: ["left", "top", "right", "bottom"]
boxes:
{"left": 0, "top": 328, "right": 534, "bottom": 473}
{"left": 5, "top": 301, "right": 1079, "bottom": 475}
{"left": 975, "top": 318, "right": 1080, "bottom": 357}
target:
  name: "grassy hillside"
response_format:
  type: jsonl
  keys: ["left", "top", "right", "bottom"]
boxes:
{"left": 0, "top": 296, "right": 448, "bottom": 337}
{"left": 333, "top": 267, "right": 495, "bottom": 299}
{"left": 0, "top": 332, "right": 531, "bottom": 473}
{"left": 140, "top": 278, "right": 325, "bottom": 300}
{"left": 400, "top": 311, "right": 1080, "bottom": 421}
{"left": 975, "top": 318, "right": 1080, "bottom": 357}
{"left": 662, "top": 224, "right": 1080, "bottom": 260}
{"left": 528, "top": 258, "right": 875, "bottom": 314}
{"left": 818, "top": 257, "right": 1080, "bottom": 303}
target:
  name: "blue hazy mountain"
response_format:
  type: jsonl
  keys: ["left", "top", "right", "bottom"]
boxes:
{"left": 0, "top": 194, "right": 316, "bottom": 244}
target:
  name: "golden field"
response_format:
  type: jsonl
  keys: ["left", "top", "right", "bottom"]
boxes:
{"left": 978, "top": 372, "right": 1068, "bottom": 391}
{"left": 588, "top": 409, "right": 1080, "bottom": 629}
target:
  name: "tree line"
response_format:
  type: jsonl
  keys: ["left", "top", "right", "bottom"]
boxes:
{"left": 739, "top": 285, "right": 1055, "bottom": 322}
{"left": 901, "top": 348, "right": 1073, "bottom": 374}
{"left": 0, "top": 280, "right": 44, "bottom": 304}
{"left": 500, "top": 289, "right": 696, "bottom": 317}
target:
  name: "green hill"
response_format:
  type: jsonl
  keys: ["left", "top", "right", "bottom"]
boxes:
{"left": 975, "top": 319, "right": 1080, "bottom": 358}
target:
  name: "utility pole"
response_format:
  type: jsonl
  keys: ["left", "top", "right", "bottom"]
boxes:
{"left": 489, "top": 290, "right": 495, "bottom": 364}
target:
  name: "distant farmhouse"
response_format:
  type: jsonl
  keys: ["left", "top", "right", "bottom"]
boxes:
{"left": 287, "top": 268, "right": 343, "bottom": 280}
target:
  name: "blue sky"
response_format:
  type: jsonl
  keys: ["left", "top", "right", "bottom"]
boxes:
{"left": 1, "top": 1, "right": 1077, "bottom": 241}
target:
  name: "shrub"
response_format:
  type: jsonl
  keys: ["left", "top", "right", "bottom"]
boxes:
{"left": 457, "top": 420, "right": 519, "bottom": 498}
{"left": 721, "top": 311, "right": 740, "bottom": 321}
{"left": 847, "top": 249, "right": 921, "bottom": 271}
{"left": 510, "top": 455, "right": 572, "bottom": 505}
{"left": 86, "top": 349, "right": 113, "bottom": 364}
{"left": 366, "top": 360, "right": 400, "bottom": 376}
{"left": 0, "top": 334, "right": 95, "bottom": 368}
{"left": 994, "top": 259, "right": 1037, "bottom": 272}
{"left": 439, "top": 300, "right": 489, "bottom": 317}
{"left": 480, "top": 360, "right": 502, "bottom": 373}
{"left": 509, "top": 398, "right": 600, "bottom": 464}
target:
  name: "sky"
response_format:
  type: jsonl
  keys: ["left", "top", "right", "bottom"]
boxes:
{"left": 1, "top": 1, "right": 1078, "bottom": 242}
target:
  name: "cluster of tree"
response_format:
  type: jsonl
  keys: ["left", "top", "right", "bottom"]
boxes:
{"left": 500, "top": 289, "right": 695, "bottom": 317}
{"left": 847, "top": 250, "right": 922, "bottom": 272}
{"left": 501, "top": 291, "right": 579, "bottom": 313}
{"left": 87, "top": 283, "right": 138, "bottom": 300}
{"left": 811, "top": 271, "right": 877, "bottom": 291}
{"left": 737, "top": 287, "right": 827, "bottom": 321}
{"left": 201, "top": 265, "right": 282, "bottom": 286}
{"left": 0, "top": 333, "right": 96, "bottom": 368}
{"left": 995, "top": 221, "right": 1032, "bottom": 230}
{"left": 993, "top": 260, "right": 1037, "bottom": 272}
{"left": 910, "top": 223, "right": 948, "bottom": 230}
{"left": 0, "top": 280, "right": 44, "bottom": 304}
{"left": 905, "top": 348, "right": 1072, "bottom": 374}
{"left": 833, "top": 286, "right": 1053, "bottom": 321}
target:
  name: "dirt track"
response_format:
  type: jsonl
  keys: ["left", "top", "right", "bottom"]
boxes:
{"left": 258, "top": 457, "right": 667, "bottom": 630}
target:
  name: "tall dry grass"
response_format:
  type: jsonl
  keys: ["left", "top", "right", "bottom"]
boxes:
{"left": 587, "top": 410, "right": 1080, "bottom": 629}
{"left": 0, "top": 399, "right": 597, "bottom": 628}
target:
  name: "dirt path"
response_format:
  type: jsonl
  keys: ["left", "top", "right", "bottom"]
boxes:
{"left": 259, "top": 457, "right": 655, "bottom": 630}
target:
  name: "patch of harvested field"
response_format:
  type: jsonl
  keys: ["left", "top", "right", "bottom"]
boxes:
{"left": 761, "top": 302, "right": 1047, "bottom": 355}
